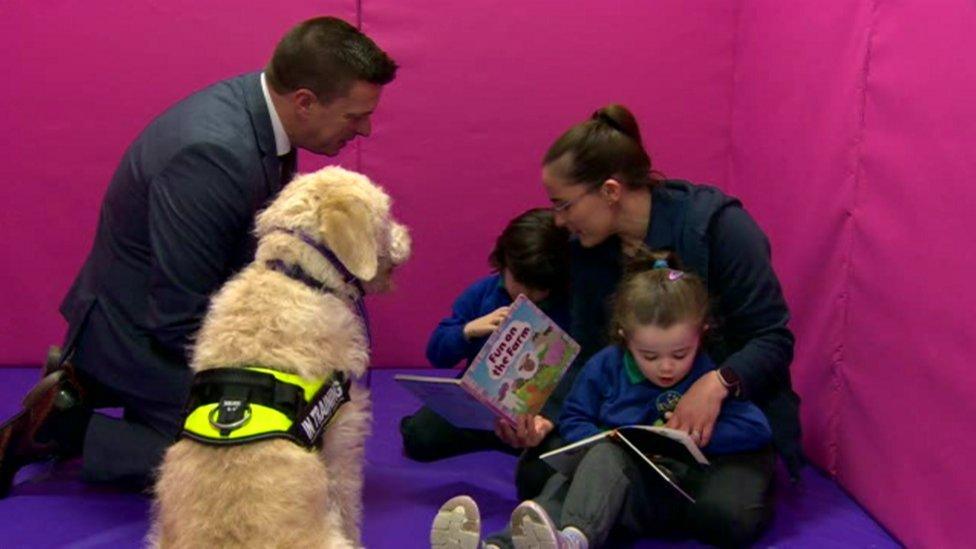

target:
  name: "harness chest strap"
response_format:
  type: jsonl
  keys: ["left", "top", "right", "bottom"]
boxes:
{"left": 181, "top": 367, "right": 350, "bottom": 448}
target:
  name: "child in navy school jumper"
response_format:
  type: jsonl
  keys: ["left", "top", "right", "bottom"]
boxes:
{"left": 400, "top": 208, "right": 571, "bottom": 462}
{"left": 430, "top": 251, "right": 774, "bottom": 549}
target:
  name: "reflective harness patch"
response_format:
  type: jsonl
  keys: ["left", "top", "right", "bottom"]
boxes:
{"left": 181, "top": 367, "right": 350, "bottom": 449}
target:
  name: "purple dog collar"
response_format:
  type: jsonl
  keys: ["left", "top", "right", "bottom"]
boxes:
{"left": 268, "top": 228, "right": 372, "bottom": 348}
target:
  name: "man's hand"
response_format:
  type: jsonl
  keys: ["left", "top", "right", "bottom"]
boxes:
{"left": 665, "top": 371, "right": 729, "bottom": 447}
{"left": 463, "top": 306, "right": 511, "bottom": 339}
{"left": 495, "top": 414, "right": 553, "bottom": 449}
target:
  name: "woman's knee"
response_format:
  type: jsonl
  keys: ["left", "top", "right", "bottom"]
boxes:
{"left": 691, "top": 498, "right": 772, "bottom": 547}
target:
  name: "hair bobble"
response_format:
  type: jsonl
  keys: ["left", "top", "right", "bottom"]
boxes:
{"left": 593, "top": 110, "right": 625, "bottom": 134}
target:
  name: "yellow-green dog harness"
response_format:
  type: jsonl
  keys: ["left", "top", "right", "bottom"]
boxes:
{"left": 181, "top": 366, "right": 350, "bottom": 448}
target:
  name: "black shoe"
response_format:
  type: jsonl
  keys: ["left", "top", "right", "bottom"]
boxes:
{"left": 0, "top": 372, "right": 65, "bottom": 497}
{"left": 43, "top": 345, "right": 62, "bottom": 377}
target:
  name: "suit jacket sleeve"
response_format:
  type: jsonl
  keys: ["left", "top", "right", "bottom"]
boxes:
{"left": 146, "top": 144, "right": 251, "bottom": 362}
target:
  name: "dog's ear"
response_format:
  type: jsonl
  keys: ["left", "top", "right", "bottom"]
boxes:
{"left": 389, "top": 222, "right": 412, "bottom": 266}
{"left": 318, "top": 195, "right": 379, "bottom": 281}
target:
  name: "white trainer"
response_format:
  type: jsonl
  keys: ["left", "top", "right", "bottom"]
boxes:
{"left": 431, "top": 495, "right": 481, "bottom": 549}
{"left": 510, "top": 500, "right": 588, "bottom": 549}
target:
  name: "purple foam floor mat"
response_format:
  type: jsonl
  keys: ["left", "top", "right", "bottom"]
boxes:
{"left": 0, "top": 367, "right": 900, "bottom": 548}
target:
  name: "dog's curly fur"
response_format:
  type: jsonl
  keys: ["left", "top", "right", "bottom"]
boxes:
{"left": 149, "top": 166, "right": 411, "bottom": 549}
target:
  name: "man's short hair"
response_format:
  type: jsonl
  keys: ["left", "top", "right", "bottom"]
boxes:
{"left": 266, "top": 16, "right": 398, "bottom": 102}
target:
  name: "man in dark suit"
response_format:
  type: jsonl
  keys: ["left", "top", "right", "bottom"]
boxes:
{"left": 0, "top": 16, "right": 397, "bottom": 495}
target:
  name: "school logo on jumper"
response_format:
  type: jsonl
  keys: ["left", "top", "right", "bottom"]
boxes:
{"left": 656, "top": 390, "right": 682, "bottom": 417}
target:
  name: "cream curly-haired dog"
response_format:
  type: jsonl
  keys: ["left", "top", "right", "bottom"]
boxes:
{"left": 150, "top": 166, "right": 410, "bottom": 548}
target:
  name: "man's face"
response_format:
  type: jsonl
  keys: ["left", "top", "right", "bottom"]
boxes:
{"left": 300, "top": 81, "right": 383, "bottom": 156}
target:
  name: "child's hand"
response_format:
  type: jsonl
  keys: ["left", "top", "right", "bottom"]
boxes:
{"left": 494, "top": 414, "right": 553, "bottom": 448}
{"left": 665, "top": 372, "right": 728, "bottom": 447}
{"left": 463, "top": 306, "right": 511, "bottom": 339}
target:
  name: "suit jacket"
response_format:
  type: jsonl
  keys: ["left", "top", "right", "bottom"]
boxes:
{"left": 60, "top": 72, "right": 295, "bottom": 407}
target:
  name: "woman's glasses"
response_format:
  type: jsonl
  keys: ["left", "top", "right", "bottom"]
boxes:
{"left": 551, "top": 186, "right": 599, "bottom": 213}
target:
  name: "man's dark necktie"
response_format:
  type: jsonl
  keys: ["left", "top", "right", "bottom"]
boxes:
{"left": 280, "top": 149, "right": 297, "bottom": 185}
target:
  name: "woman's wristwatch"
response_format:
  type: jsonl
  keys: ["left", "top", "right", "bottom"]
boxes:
{"left": 716, "top": 366, "right": 742, "bottom": 398}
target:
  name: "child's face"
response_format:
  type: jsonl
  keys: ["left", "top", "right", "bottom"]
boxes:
{"left": 626, "top": 321, "right": 702, "bottom": 388}
{"left": 503, "top": 269, "right": 550, "bottom": 303}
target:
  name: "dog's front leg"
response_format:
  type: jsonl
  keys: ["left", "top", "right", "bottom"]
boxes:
{"left": 320, "top": 382, "right": 371, "bottom": 547}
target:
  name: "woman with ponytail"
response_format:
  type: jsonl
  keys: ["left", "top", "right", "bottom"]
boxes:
{"left": 492, "top": 104, "right": 802, "bottom": 546}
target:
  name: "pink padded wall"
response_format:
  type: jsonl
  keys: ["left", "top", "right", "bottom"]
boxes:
{"left": 729, "top": 1, "right": 976, "bottom": 546}
{"left": 837, "top": 2, "right": 976, "bottom": 545}
{"left": 2, "top": 1, "right": 974, "bottom": 545}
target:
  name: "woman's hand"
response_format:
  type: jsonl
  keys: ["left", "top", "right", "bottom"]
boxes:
{"left": 463, "top": 306, "right": 511, "bottom": 339}
{"left": 495, "top": 414, "right": 554, "bottom": 449}
{"left": 665, "top": 371, "right": 729, "bottom": 447}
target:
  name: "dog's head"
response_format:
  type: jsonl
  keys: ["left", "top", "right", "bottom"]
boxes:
{"left": 254, "top": 166, "right": 411, "bottom": 294}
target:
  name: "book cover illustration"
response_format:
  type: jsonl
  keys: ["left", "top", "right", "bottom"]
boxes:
{"left": 459, "top": 294, "right": 580, "bottom": 424}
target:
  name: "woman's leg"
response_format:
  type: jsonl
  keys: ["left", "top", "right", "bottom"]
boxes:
{"left": 681, "top": 446, "right": 776, "bottom": 548}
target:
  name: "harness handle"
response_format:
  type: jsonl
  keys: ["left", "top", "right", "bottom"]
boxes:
{"left": 209, "top": 403, "right": 253, "bottom": 432}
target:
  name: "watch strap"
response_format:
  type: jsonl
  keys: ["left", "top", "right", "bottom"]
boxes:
{"left": 716, "top": 366, "right": 742, "bottom": 398}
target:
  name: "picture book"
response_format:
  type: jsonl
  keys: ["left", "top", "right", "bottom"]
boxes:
{"left": 394, "top": 374, "right": 498, "bottom": 430}
{"left": 395, "top": 294, "right": 580, "bottom": 428}
{"left": 539, "top": 425, "right": 710, "bottom": 503}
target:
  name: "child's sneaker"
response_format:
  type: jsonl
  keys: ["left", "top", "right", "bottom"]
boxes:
{"left": 431, "top": 495, "right": 481, "bottom": 549}
{"left": 510, "top": 500, "right": 588, "bottom": 549}
{"left": 559, "top": 526, "right": 588, "bottom": 549}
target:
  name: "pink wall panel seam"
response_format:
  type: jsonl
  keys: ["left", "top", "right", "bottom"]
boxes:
{"left": 829, "top": 0, "right": 880, "bottom": 477}
{"left": 724, "top": 1, "right": 742, "bottom": 195}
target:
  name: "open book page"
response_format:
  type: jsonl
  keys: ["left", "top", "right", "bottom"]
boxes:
{"left": 538, "top": 429, "right": 614, "bottom": 475}
{"left": 617, "top": 425, "right": 710, "bottom": 465}
{"left": 539, "top": 425, "right": 709, "bottom": 503}
{"left": 459, "top": 295, "right": 580, "bottom": 424}
{"left": 615, "top": 430, "right": 697, "bottom": 503}
{"left": 394, "top": 374, "right": 498, "bottom": 430}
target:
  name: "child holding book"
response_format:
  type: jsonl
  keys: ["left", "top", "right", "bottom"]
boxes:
{"left": 401, "top": 208, "right": 571, "bottom": 462}
{"left": 430, "top": 253, "right": 774, "bottom": 549}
